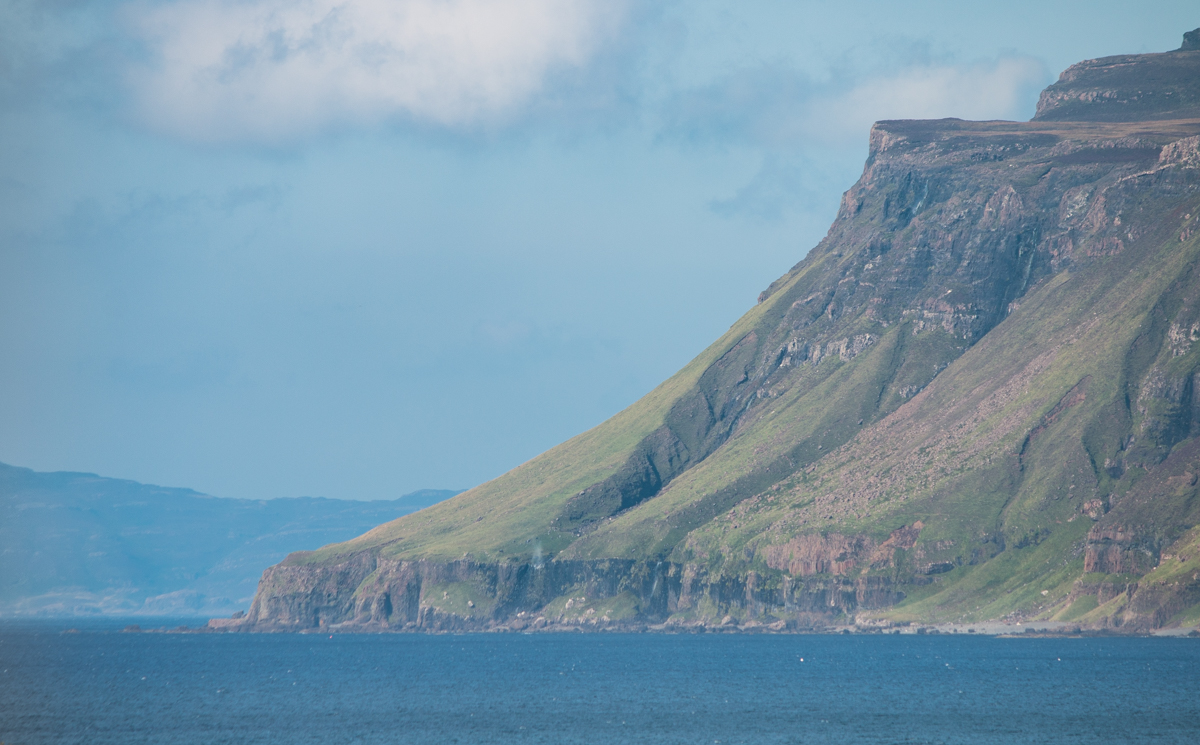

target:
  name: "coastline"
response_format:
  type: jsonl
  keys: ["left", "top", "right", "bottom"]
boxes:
{"left": 3, "top": 614, "right": 1196, "bottom": 637}
{"left": 200, "top": 615, "right": 1200, "bottom": 637}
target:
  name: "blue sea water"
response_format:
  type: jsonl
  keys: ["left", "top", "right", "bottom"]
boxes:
{"left": 2, "top": 620, "right": 1198, "bottom": 744}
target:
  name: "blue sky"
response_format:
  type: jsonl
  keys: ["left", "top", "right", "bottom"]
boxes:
{"left": 1, "top": 1, "right": 1196, "bottom": 500}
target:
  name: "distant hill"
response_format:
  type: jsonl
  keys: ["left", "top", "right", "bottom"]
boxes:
{"left": 0, "top": 462, "right": 459, "bottom": 616}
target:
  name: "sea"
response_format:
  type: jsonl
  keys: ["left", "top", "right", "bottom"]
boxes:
{"left": 2, "top": 619, "right": 1198, "bottom": 744}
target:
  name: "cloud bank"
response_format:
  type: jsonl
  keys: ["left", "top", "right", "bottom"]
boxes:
{"left": 124, "top": 1, "right": 1047, "bottom": 149}
{"left": 666, "top": 56, "right": 1048, "bottom": 149}
{"left": 128, "top": 0, "right": 625, "bottom": 142}
{"left": 662, "top": 54, "right": 1048, "bottom": 219}
{"left": 819, "top": 57, "right": 1048, "bottom": 140}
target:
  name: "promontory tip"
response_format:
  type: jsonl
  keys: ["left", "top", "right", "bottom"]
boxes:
{"left": 1181, "top": 27, "right": 1200, "bottom": 51}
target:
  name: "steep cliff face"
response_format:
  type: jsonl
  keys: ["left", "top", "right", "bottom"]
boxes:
{"left": 1034, "top": 42, "right": 1200, "bottom": 122}
{"left": 227, "top": 31, "right": 1200, "bottom": 633}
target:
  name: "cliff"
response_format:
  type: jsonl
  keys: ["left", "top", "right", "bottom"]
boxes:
{"left": 223, "top": 30, "right": 1200, "bottom": 633}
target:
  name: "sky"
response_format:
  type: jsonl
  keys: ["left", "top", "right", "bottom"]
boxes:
{"left": 1, "top": 0, "right": 1197, "bottom": 501}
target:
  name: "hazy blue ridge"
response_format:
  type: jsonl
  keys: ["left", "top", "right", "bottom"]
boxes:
{"left": 0, "top": 462, "right": 459, "bottom": 617}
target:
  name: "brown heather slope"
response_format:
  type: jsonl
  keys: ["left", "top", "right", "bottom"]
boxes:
{"left": 220, "top": 31, "right": 1200, "bottom": 633}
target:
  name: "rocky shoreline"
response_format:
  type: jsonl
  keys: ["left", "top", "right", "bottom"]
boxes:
{"left": 202, "top": 614, "right": 1200, "bottom": 637}
{"left": 204, "top": 553, "right": 1200, "bottom": 636}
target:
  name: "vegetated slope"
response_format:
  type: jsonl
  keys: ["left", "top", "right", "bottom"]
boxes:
{"left": 235, "top": 32, "right": 1200, "bottom": 633}
{"left": 0, "top": 462, "right": 457, "bottom": 616}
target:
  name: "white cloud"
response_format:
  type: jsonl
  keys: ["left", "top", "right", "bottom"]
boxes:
{"left": 127, "top": 0, "right": 625, "bottom": 142}
{"left": 661, "top": 55, "right": 1050, "bottom": 220}
{"left": 664, "top": 56, "right": 1049, "bottom": 151}
{"left": 808, "top": 57, "right": 1049, "bottom": 145}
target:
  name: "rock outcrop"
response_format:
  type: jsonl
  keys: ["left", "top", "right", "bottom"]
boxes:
{"left": 1035, "top": 29, "right": 1200, "bottom": 122}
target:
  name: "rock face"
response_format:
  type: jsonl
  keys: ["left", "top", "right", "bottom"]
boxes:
{"left": 228, "top": 33, "right": 1200, "bottom": 633}
{"left": 1035, "top": 29, "right": 1200, "bottom": 122}
{"left": 1182, "top": 28, "right": 1200, "bottom": 52}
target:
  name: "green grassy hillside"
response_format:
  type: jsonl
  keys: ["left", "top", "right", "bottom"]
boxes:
{"left": 683, "top": 215, "right": 1200, "bottom": 624}
{"left": 298, "top": 294, "right": 781, "bottom": 564}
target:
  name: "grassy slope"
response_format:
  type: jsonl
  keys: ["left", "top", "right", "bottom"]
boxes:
{"left": 561, "top": 323, "right": 959, "bottom": 560}
{"left": 680, "top": 203, "right": 1200, "bottom": 621}
{"left": 1137, "top": 525, "right": 1200, "bottom": 624}
{"left": 293, "top": 270, "right": 805, "bottom": 565}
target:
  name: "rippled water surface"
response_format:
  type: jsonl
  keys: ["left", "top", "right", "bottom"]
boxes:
{"left": 2, "top": 621, "right": 1199, "bottom": 744}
